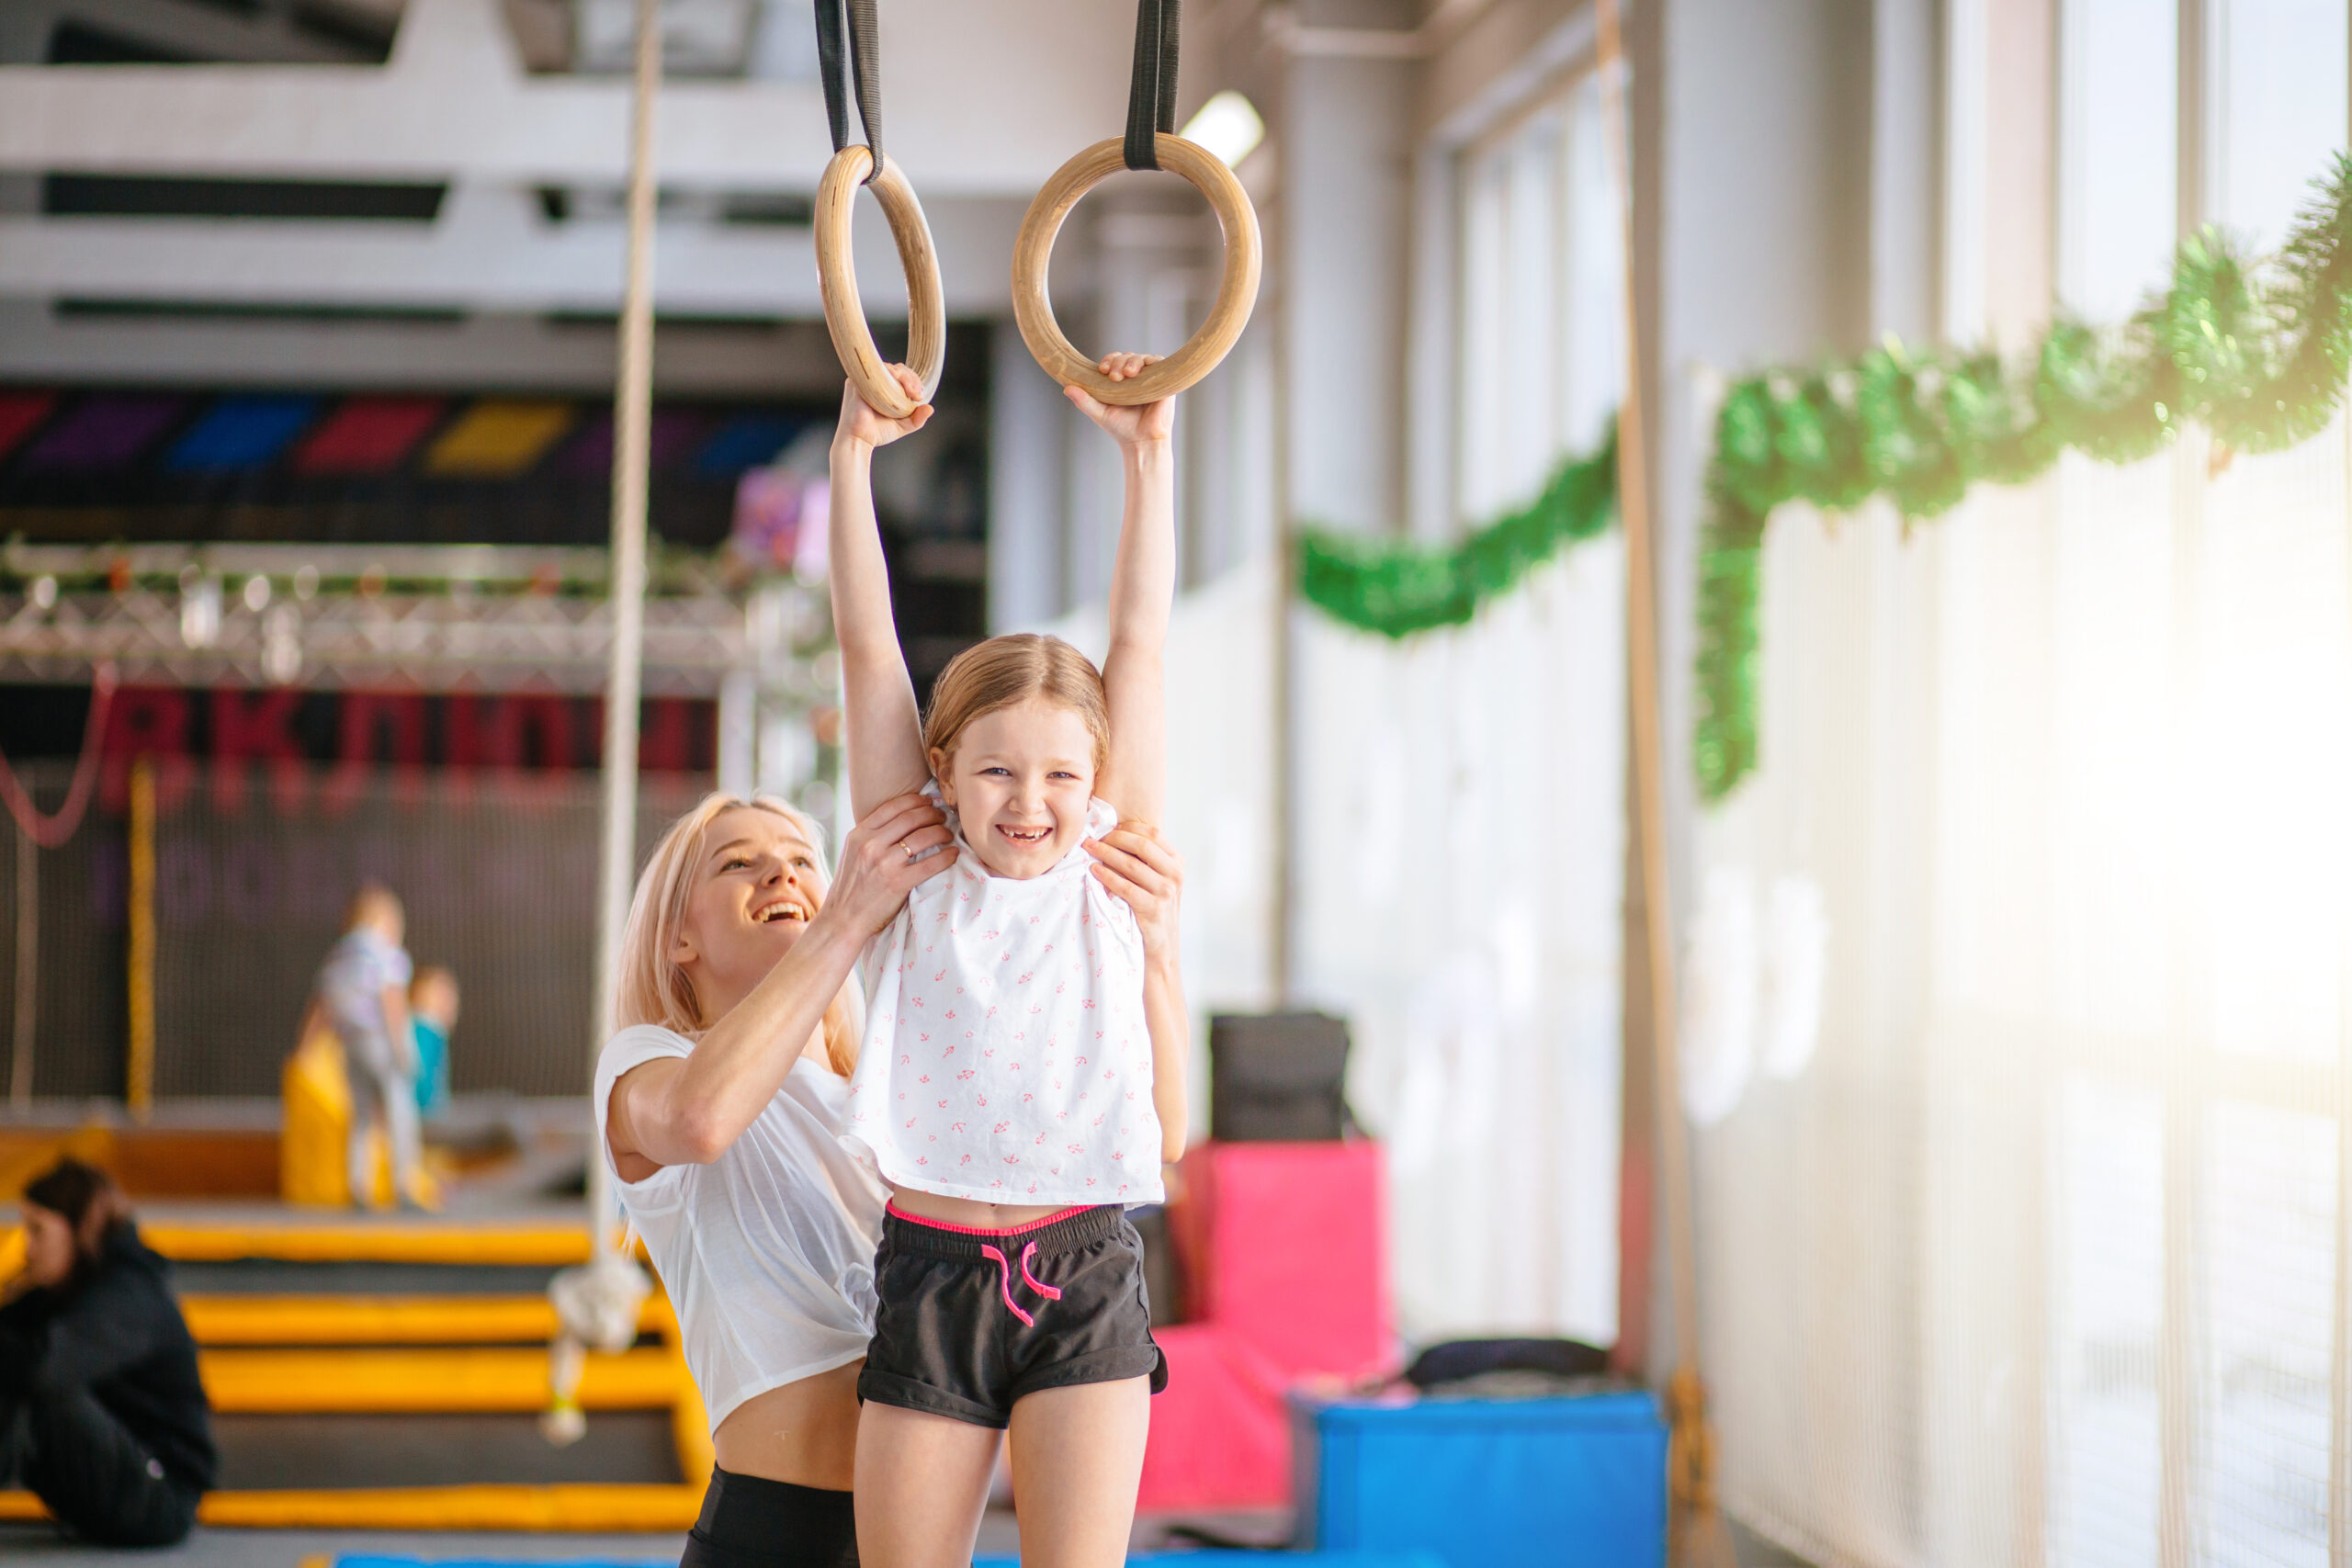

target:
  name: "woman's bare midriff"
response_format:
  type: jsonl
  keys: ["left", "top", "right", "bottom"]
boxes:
{"left": 888, "top": 1185, "right": 1073, "bottom": 1230}
{"left": 710, "top": 1359, "right": 863, "bottom": 1489}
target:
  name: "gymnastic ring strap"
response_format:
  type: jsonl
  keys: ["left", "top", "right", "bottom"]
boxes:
{"left": 815, "top": 0, "right": 884, "bottom": 183}
{"left": 1123, "top": 0, "right": 1179, "bottom": 171}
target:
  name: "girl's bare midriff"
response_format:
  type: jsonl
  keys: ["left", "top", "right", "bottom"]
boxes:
{"left": 711, "top": 1359, "right": 862, "bottom": 1489}
{"left": 888, "top": 1186, "right": 1072, "bottom": 1229}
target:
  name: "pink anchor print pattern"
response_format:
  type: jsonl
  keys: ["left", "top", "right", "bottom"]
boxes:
{"left": 841, "top": 791, "right": 1164, "bottom": 1206}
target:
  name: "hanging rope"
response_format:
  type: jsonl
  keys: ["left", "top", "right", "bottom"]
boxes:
{"left": 0, "top": 662, "right": 116, "bottom": 851}
{"left": 1123, "top": 0, "right": 1180, "bottom": 171}
{"left": 552, "top": 0, "right": 661, "bottom": 1452}
{"left": 814, "top": 0, "right": 885, "bottom": 182}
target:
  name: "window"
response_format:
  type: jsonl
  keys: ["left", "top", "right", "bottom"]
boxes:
{"left": 1297, "top": 62, "right": 1629, "bottom": 1347}
{"left": 1454, "top": 72, "right": 1624, "bottom": 517}
{"left": 1699, "top": 5, "right": 2352, "bottom": 1563}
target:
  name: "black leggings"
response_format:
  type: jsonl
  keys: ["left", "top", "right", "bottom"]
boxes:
{"left": 0, "top": 1381, "right": 199, "bottom": 1547}
{"left": 680, "top": 1466, "right": 859, "bottom": 1568}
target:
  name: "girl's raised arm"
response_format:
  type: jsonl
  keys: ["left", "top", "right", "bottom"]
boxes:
{"left": 1070, "top": 353, "right": 1174, "bottom": 827}
{"left": 829, "top": 368, "right": 934, "bottom": 818}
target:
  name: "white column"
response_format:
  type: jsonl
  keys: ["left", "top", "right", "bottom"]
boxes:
{"left": 1280, "top": 39, "right": 1415, "bottom": 536}
{"left": 988, "top": 319, "right": 1069, "bottom": 629}
{"left": 717, "top": 667, "right": 756, "bottom": 798}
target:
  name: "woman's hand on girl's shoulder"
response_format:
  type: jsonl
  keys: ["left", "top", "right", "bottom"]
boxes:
{"left": 1065, "top": 353, "right": 1173, "bottom": 450}
{"left": 825, "top": 791, "right": 959, "bottom": 937}
{"left": 832, "top": 366, "right": 933, "bottom": 456}
{"left": 1086, "top": 822, "right": 1182, "bottom": 958}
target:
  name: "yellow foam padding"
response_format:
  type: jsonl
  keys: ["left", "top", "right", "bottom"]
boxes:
{"left": 281, "top": 1030, "right": 443, "bottom": 1211}
{"left": 202, "top": 1483, "right": 706, "bottom": 1530}
{"left": 282, "top": 1030, "right": 354, "bottom": 1207}
{"left": 141, "top": 1224, "right": 595, "bottom": 1265}
{"left": 180, "top": 1293, "right": 668, "bottom": 1346}
{"left": 0, "top": 1486, "right": 704, "bottom": 1531}
{"left": 423, "top": 400, "right": 575, "bottom": 477}
{"left": 198, "top": 1346, "right": 683, "bottom": 1413}
{"left": 0, "top": 1124, "right": 111, "bottom": 1201}
{"left": 0, "top": 1223, "right": 643, "bottom": 1268}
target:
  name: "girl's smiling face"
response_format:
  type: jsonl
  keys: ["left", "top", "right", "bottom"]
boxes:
{"left": 933, "top": 699, "right": 1098, "bottom": 880}
{"left": 671, "top": 806, "right": 829, "bottom": 1025}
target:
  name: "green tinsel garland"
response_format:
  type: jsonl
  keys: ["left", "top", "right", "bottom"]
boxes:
{"left": 1297, "top": 427, "right": 1619, "bottom": 636}
{"left": 1696, "top": 152, "right": 2352, "bottom": 799}
{"left": 1298, "top": 152, "right": 2352, "bottom": 805}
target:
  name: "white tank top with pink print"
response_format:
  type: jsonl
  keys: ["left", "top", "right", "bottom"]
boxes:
{"left": 843, "top": 794, "right": 1165, "bottom": 1206}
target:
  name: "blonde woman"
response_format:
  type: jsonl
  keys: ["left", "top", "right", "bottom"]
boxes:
{"left": 595, "top": 787, "right": 1184, "bottom": 1568}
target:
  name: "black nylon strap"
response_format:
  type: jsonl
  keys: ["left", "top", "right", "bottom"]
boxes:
{"left": 1123, "top": 0, "right": 1179, "bottom": 171}
{"left": 815, "top": 0, "right": 884, "bottom": 182}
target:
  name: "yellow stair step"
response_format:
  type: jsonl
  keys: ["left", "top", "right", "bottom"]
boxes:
{"left": 0, "top": 1483, "right": 705, "bottom": 1531}
{"left": 198, "top": 1346, "right": 683, "bottom": 1414}
{"left": 146, "top": 1223, "right": 596, "bottom": 1265}
{"left": 181, "top": 1293, "right": 667, "bottom": 1346}
{"left": 0, "top": 1222, "right": 601, "bottom": 1268}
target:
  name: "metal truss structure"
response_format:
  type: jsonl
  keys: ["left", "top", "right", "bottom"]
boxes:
{"left": 0, "top": 541, "right": 827, "bottom": 697}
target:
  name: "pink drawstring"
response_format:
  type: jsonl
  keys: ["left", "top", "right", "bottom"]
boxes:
{"left": 1020, "top": 1242, "right": 1062, "bottom": 1302}
{"left": 977, "top": 1242, "right": 1061, "bottom": 1326}
{"left": 978, "top": 1245, "right": 1036, "bottom": 1327}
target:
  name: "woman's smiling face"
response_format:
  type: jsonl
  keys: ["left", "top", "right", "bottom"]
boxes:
{"left": 933, "top": 699, "right": 1098, "bottom": 880}
{"left": 671, "top": 806, "right": 829, "bottom": 1026}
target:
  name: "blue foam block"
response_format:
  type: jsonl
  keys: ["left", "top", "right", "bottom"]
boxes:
{"left": 975, "top": 1557, "right": 1443, "bottom": 1567}
{"left": 1296, "top": 1391, "right": 1669, "bottom": 1568}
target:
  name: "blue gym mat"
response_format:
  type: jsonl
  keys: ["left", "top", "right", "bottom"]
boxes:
{"left": 338, "top": 1554, "right": 1442, "bottom": 1568}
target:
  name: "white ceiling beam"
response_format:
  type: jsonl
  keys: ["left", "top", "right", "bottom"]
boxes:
{"left": 0, "top": 0, "right": 1134, "bottom": 196}
{"left": 0, "top": 191, "right": 1029, "bottom": 314}
{"left": 0, "top": 299, "right": 846, "bottom": 392}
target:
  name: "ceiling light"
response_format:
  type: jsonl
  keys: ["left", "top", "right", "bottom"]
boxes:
{"left": 1182, "top": 91, "right": 1266, "bottom": 169}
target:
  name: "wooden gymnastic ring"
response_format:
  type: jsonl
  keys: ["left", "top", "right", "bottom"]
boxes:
{"left": 1012, "top": 133, "right": 1262, "bottom": 406}
{"left": 816, "top": 146, "right": 945, "bottom": 419}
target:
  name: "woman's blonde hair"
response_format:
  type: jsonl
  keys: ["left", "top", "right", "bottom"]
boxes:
{"left": 923, "top": 633, "right": 1110, "bottom": 773}
{"left": 614, "top": 791, "right": 861, "bottom": 1077}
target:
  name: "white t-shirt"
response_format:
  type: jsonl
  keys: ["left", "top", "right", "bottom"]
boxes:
{"left": 594, "top": 1024, "right": 888, "bottom": 1433}
{"left": 842, "top": 795, "right": 1165, "bottom": 1206}
{"left": 316, "top": 928, "right": 413, "bottom": 1076}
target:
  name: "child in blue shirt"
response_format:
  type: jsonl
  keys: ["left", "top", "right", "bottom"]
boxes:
{"left": 408, "top": 966, "right": 458, "bottom": 1119}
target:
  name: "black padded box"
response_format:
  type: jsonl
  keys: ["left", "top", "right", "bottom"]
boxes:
{"left": 1207, "top": 1011, "right": 1351, "bottom": 1142}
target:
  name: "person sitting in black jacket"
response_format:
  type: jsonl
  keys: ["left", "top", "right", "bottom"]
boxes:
{"left": 0, "top": 1158, "right": 214, "bottom": 1546}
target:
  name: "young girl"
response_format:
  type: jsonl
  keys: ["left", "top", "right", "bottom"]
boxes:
{"left": 831, "top": 357, "right": 1189, "bottom": 1568}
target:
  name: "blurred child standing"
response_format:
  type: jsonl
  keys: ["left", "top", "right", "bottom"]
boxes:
{"left": 312, "top": 884, "right": 423, "bottom": 1210}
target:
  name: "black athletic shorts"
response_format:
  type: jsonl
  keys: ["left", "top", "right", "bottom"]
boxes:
{"left": 856, "top": 1203, "right": 1168, "bottom": 1429}
{"left": 677, "top": 1466, "right": 856, "bottom": 1568}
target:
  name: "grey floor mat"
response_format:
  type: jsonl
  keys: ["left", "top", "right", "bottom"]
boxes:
{"left": 211, "top": 1411, "right": 683, "bottom": 1490}
{"left": 172, "top": 1261, "right": 562, "bottom": 1296}
{"left": 0, "top": 1524, "right": 683, "bottom": 1564}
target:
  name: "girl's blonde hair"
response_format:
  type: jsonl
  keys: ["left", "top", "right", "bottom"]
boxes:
{"left": 923, "top": 633, "right": 1110, "bottom": 773}
{"left": 614, "top": 791, "right": 861, "bottom": 1077}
